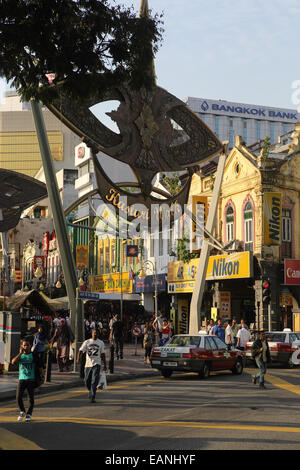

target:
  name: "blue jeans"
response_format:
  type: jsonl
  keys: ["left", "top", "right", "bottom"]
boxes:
{"left": 84, "top": 365, "right": 101, "bottom": 398}
{"left": 254, "top": 358, "right": 267, "bottom": 385}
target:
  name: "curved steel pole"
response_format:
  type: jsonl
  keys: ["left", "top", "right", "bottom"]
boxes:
{"left": 31, "top": 100, "right": 83, "bottom": 345}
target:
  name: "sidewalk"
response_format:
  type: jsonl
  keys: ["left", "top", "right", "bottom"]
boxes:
{"left": 0, "top": 343, "right": 160, "bottom": 402}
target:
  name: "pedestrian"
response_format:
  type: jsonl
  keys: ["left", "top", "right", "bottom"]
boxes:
{"left": 168, "top": 320, "right": 175, "bottom": 337}
{"left": 97, "top": 318, "right": 103, "bottom": 337}
{"left": 160, "top": 320, "right": 171, "bottom": 346}
{"left": 12, "top": 339, "right": 39, "bottom": 422}
{"left": 225, "top": 320, "right": 234, "bottom": 349}
{"left": 206, "top": 319, "right": 215, "bottom": 335}
{"left": 153, "top": 311, "right": 164, "bottom": 343}
{"left": 143, "top": 322, "right": 155, "bottom": 365}
{"left": 32, "top": 325, "right": 48, "bottom": 379}
{"left": 236, "top": 322, "right": 251, "bottom": 351}
{"left": 212, "top": 319, "right": 225, "bottom": 342}
{"left": 251, "top": 331, "right": 271, "bottom": 389}
{"left": 231, "top": 319, "right": 239, "bottom": 347}
{"left": 77, "top": 329, "right": 107, "bottom": 403}
{"left": 109, "top": 314, "right": 124, "bottom": 360}
{"left": 240, "top": 318, "right": 248, "bottom": 330}
{"left": 50, "top": 318, "right": 74, "bottom": 372}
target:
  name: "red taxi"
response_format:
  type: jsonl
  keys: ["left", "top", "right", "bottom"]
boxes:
{"left": 151, "top": 333, "right": 245, "bottom": 378}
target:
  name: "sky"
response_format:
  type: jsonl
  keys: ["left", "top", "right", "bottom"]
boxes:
{"left": 1, "top": 0, "right": 300, "bottom": 110}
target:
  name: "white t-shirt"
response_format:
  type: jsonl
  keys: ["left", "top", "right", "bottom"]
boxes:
{"left": 237, "top": 328, "right": 251, "bottom": 348}
{"left": 97, "top": 321, "right": 103, "bottom": 330}
{"left": 89, "top": 321, "right": 96, "bottom": 330}
{"left": 225, "top": 325, "right": 234, "bottom": 345}
{"left": 80, "top": 339, "right": 105, "bottom": 368}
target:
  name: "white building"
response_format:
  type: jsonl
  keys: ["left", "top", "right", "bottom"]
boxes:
{"left": 186, "top": 97, "right": 300, "bottom": 148}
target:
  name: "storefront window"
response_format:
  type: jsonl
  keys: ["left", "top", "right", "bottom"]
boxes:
{"left": 244, "top": 201, "right": 253, "bottom": 252}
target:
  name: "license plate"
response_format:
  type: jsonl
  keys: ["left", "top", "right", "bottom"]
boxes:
{"left": 152, "top": 360, "right": 161, "bottom": 364}
{"left": 163, "top": 361, "right": 177, "bottom": 367}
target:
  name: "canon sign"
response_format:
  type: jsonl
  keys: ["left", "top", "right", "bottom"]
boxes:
{"left": 284, "top": 259, "right": 300, "bottom": 285}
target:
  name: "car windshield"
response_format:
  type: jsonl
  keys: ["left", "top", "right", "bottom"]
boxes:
{"left": 265, "top": 333, "right": 286, "bottom": 343}
{"left": 168, "top": 336, "right": 200, "bottom": 347}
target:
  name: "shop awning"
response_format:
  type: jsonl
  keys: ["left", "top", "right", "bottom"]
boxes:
{"left": 6, "top": 290, "right": 55, "bottom": 315}
{"left": 39, "top": 292, "right": 69, "bottom": 310}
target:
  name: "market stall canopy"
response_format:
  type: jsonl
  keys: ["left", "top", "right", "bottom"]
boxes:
{"left": 6, "top": 289, "right": 55, "bottom": 315}
{"left": 39, "top": 292, "right": 69, "bottom": 310}
{"left": 0, "top": 169, "right": 47, "bottom": 232}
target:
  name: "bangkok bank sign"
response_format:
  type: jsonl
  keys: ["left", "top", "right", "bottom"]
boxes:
{"left": 198, "top": 100, "right": 298, "bottom": 121}
{"left": 285, "top": 259, "right": 300, "bottom": 286}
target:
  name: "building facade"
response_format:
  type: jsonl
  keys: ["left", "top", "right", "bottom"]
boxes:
{"left": 173, "top": 123, "right": 300, "bottom": 331}
{"left": 186, "top": 97, "right": 300, "bottom": 148}
{"left": 0, "top": 91, "right": 81, "bottom": 177}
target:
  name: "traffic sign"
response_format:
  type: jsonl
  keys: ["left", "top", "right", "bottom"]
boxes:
{"left": 131, "top": 325, "right": 142, "bottom": 337}
{"left": 78, "top": 291, "right": 100, "bottom": 300}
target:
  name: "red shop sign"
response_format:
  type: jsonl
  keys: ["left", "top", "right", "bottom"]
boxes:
{"left": 284, "top": 259, "right": 300, "bottom": 285}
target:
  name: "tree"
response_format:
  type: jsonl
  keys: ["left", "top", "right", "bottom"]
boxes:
{"left": 0, "top": 0, "right": 163, "bottom": 103}
{"left": 161, "top": 172, "right": 182, "bottom": 195}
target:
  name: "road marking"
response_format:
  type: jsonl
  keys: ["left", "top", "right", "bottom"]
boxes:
{"left": 0, "top": 416, "right": 300, "bottom": 435}
{"left": 0, "top": 378, "right": 167, "bottom": 415}
{"left": 265, "top": 373, "right": 300, "bottom": 396}
{"left": 0, "top": 426, "right": 43, "bottom": 450}
{"left": 245, "top": 368, "right": 300, "bottom": 396}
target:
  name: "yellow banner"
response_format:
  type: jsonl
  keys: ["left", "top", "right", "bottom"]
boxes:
{"left": 76, "top": 245, "right": 88, "bottom": 269}
{"left": 168, "top": 252, "right": 252, "bottom": 293}
{"left": 89, "top": 272, "right": 132, "bottom": 294}
{"left": 178, "top": 298, "right": 189, "bottom": 334}
{"left": 263, "top": 192, "right": 282, "bottom": 245}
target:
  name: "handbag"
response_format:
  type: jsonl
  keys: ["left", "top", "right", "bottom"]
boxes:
{"left": 97, "top": 371, "right": 107, "bottom": 390}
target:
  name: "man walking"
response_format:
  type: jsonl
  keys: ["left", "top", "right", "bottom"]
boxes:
{"left": 77, "top": 329, "right": 107, "bottom": 403}
{"left": 236, "top": 322, "right": 251, "bottom": 350}
{"left": 212, "top": 319, "right": 225, "bottom": 342}
{"left": 225, "top": 320, "right": 234, "bottom": 349}
{"left": 109, "top": 314, "right": 124, "bottom": 360}
{"left": 251, "top": 331, "right": 271, "bottom": 390}
{"left": 231, "top": 319, "right": 239, "bottom": 347}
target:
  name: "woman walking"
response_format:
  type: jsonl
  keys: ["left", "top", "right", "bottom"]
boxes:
{"left": 51, "top": 318, "right": 74, "bottom": 372}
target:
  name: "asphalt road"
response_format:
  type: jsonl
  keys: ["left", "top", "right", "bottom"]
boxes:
{"left": 1, "top": 364, "right": 300, "bottom": 451}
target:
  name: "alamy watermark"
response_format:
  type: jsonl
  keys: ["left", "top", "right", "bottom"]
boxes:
{"left": 291, "top": 80, "right": 300, "bottom": 110}
{"left": 94, "top": 196, "right": 205, "bottom": 253}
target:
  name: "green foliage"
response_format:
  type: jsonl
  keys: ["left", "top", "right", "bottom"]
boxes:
{"left": 177, "top": 234, "right": 199, "bottom": 264}
{"left": 162, "top": 172, "right": 182, "bottom": 195}
{"left": 0, "top": 0, "right": 163, "bottom": 103}
{"left": 261, "top": 136, "right": 271, "bottom": 166}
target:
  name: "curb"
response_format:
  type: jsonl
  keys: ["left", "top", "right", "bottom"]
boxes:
{"left": 0, "top": 370, "right": 161, "bottom": 403}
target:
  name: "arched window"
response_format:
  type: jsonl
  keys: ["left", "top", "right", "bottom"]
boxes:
{"left": 226, "top": 205, "right": 235, "bottom": 243}
{"left": 244, "top": 201, "right": 253, "bottom": 252}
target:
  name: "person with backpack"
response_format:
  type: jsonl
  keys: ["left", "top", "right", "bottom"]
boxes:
{"left": 212, "top": 319, "right": 225, "bottom": 342}
{"left": 251, "top": 331, "right": 271, "bottom": 390}
{"left": 12, "top": 339, "right": 41, "bottom": 422}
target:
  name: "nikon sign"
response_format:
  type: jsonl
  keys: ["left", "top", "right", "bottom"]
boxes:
{"left": 263, "top": 193, "right": 282, "bottom": 245}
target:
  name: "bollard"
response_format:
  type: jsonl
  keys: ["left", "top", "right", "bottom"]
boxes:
{"left": 44, "top": 350, "right": 52, "bottom": 383}
{"left": 109, "top": 343, "right": 114, "bottom": 374}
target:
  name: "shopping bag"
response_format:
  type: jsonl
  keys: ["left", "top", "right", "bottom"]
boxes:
{"left": 97, "top": 372, "right": 107, "bottom": 390}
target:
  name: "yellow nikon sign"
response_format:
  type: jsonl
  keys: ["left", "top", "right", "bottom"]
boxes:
{"left": 168, "top": 252, "right": 252, "bottom": 293}
{"left": 263, "top": 192, "right": 282, "bottom": 245}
